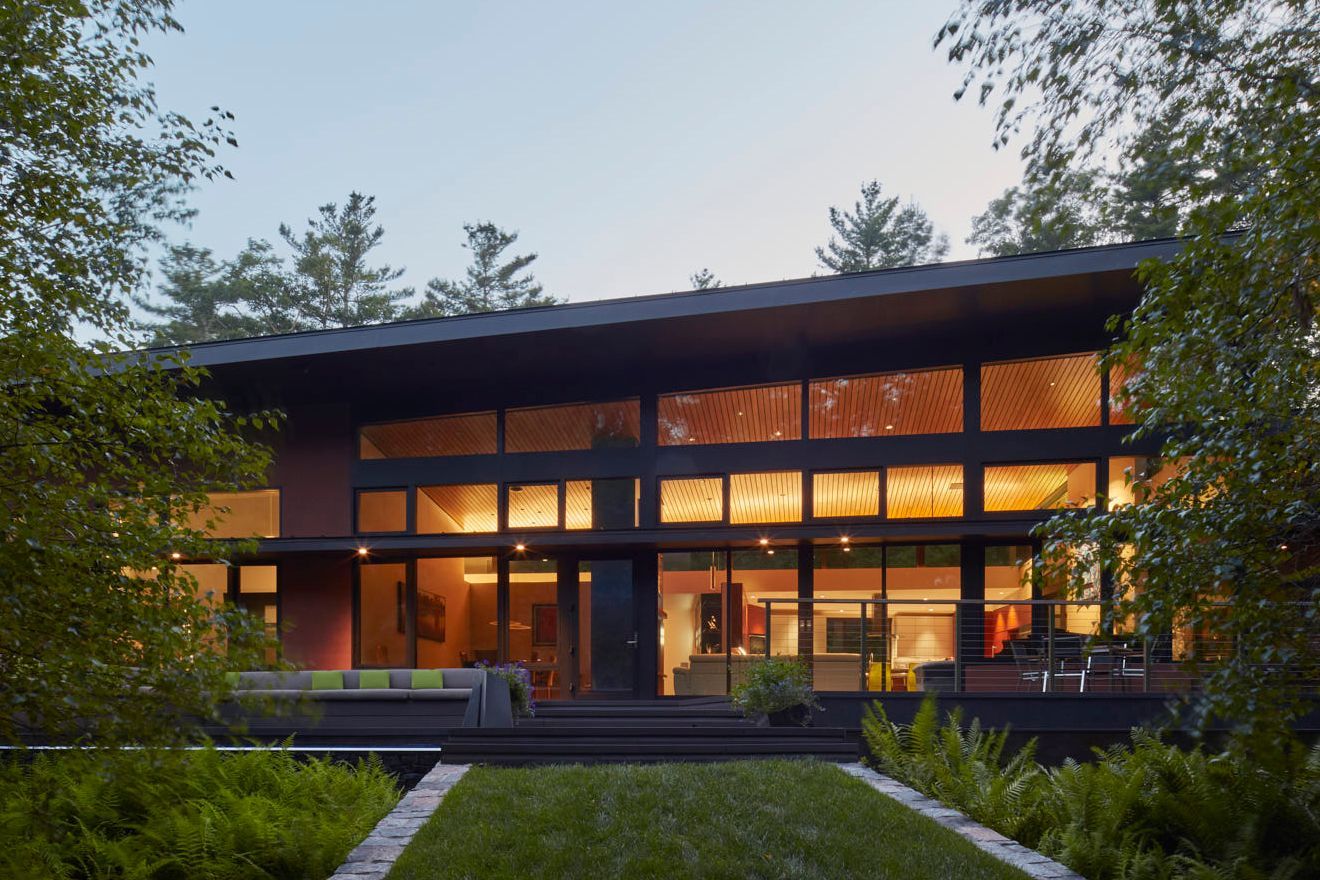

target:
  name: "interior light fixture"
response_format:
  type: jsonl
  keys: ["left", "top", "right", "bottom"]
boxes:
{"left": 170, "top": 551, "right": 182, "bottom": 560}
{"left": 758, "top": 537, "right": 769, "bottom": 546}
{"left": 840, "top": 535, "right": 850, "bottom": 543}
{"left": 767, "top": 549, "right": 775, "bottom": 555}
{"left": 356, "top": 547, "right": 368, "bottom": 557}
{"left": 842, "top": 546, "right": 851, "bottom": 553}
{"left": 515, "top": 542, "right": 526, "bottom": 552}
{"left": 773, "top": 429, "right": 782, "bottom": 437}
{"left": 885, "top": 424, "right": 895, "bottom": 431}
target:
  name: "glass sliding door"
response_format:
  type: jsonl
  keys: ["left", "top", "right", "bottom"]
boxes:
{"left": 508, "top": 558, "right": 563, "bottom": 699}
{"left": 577, "top": 559, "right": 635, "bottom": 697}
{"left": 359, "top": 562, "right": 410, "bottom": 668}
{"left": 659, "top": 551, "right": 728, "bottom": 696}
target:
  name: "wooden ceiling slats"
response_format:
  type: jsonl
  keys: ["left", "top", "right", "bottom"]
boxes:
{"left": 660, "top": 477, "right": 724, "bottom": 523}
{"left": 809, "top": 367, "right": 963, "bottom": 438}
{"left": 418, "top": 483, "right": 498, "bottom": 533}
{"left": 506, "top": 400, "right": 641, "bottom": 453}
{"left": 887, "top": 465, "right": 964, "bottom": 518}
{"left": 813, "top": 471, "right": 880, "bottom": 518}
{"left": 360, "top": 412, "right": 497, "bottom": 459}
{"left": 729, "top": 471, "right": 802, "bottom": 524}
{"left": 658, "top": 383, "right": 800, "bottom": 446}
{"left": 983, "top": 463, "right": 1094, "bottom": 511}
{"left": 981, "top": 354, "right": 1101, "bottom": 431}
{"left": 507, "top": 483, "right": 560, "bottom": 529}
{"left": 564, "top": 481, "right": 592, "bottom": 530}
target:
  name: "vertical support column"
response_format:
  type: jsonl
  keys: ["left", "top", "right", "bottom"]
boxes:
{"left": 798, "top": 542, "right": 814, "bottom": 670}
{"left": 496, "top": 555, "right": 510, "bottom": 664}
{"left": 962, "top": 359, "right": 984, "bottom": 521}
{"left": 638, "top": 394, "right": 658, "bottom": 530}
{"left": 959, "top": 538, "right": 986, "bottom": 694}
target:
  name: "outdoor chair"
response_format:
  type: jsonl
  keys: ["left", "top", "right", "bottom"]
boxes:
{"left": 1008, "top": 639, "right": 1046, "bottom": 691}
{"left": 1112, "top": 633, "right": 1173, "bottom": 691}
{"left": 1046, "top": 633, "right": 1088, "bottom": 692}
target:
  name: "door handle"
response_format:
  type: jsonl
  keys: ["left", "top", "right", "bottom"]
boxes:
{"left": 625, "top": 632, "right": 638, "bottom": 647}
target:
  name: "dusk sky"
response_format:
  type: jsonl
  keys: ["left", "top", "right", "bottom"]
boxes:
{"left": 144, "top": 1, "right": 1026, "bottom": 307}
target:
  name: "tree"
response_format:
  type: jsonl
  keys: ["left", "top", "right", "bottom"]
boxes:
{"left": 279, "top": 192, "right": 411, "bottom": 328}
{"left": 408, "top": 222, "right": 560, "bottom": 318}
{"left": 1, "top": 0, "right": 279, "bottom": 746}
{"left": 941, "top": 1, "right": 1320, "bottom": 740}
{"left": 816, "top": 181, "right": 950, "bottom": 272}
{"left": 136, "top": 239, "right": 304, "bottom": 345}
{"left": 689, "top": 268, "right": 722, "bottom": 290}
{"left": 967, "top": 171, "right": 1107, "bottom": 257}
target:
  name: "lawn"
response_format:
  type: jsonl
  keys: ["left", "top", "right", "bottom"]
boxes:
{"left": 388, "top": 760, "right": 1028, "bottom": 880}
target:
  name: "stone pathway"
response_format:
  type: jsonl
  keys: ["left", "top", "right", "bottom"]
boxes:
{"left": 330, "top": 762, "right": 469, "bottom": 880}
{"left": 839, "top": 763, "right": 1084, "bottom": 880}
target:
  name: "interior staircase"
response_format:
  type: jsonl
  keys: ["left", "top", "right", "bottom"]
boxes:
{"left": 440, "top": 698, "right": 861, "bottom": 766}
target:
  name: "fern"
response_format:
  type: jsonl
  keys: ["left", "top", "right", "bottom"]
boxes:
{"left": 861, "top": 695, "right": 1320, "bottom": 879}
{"left": 0, "top": 746, "right": 401, "bottom": 879}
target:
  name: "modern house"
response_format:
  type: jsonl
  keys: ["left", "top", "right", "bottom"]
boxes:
{"left": 173, "top": 239, "right": 1191, "bottom": 708}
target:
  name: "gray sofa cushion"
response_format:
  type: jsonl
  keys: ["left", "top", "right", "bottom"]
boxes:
{"left": 439, "top": 668, "right": 483, "bottom": 689}
{"left": 309, "top": 688, "right": 408, "bottom": 701}
{"left": 408, "top": 688, "right": 474, "bottom": 701}
{"left": 237, "top": 672, "right": 312, "bottom": 690}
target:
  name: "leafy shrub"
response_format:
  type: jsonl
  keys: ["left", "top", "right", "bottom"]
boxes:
{"left": 731, "top": 657, "right": 821, "bottom": 723}
{"left": 478, "top": 661, "right": 535, "bottom": 717}
{"left": 863, "top": 696, "right": 1320, "bottom": 879}
{"left": 0, "top": 745, "right": 400, "bottom": 879}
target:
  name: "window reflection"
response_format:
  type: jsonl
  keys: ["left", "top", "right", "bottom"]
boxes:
{"left": 981, "top": 354, "right": 1101, "bottom": 431}
{"left": 810, "top": 367, "right": 962, "bottom": 438}
{"left": 658, "top": 383, "right": 800, "bottom": 446}
{"left": 984, "top": 463, "right": 1097, "bottom": 511}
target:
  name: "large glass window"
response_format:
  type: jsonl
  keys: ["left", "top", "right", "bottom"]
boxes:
{"left": 659, "top": 477, "right": 724, "bottom": 524}
{"left": 809, "top": 367, "right": 962, "bottom": 438}
{"left": 885, "top": 545, "right": 960, "bottom": 686}
{"left": 1106, "top": 456, "right": 1186, "bottom": 508}
{"left": 1108, "top": 358, "right": 1139, "bottom": 426}
{"left": 813, "top": 546, "right": 885, "bottom": 691}
{"left": 812, "top": 471, "right": 880, "bottom": 519}
{"left": 729, "top": 471, "right": 802, "bottom": 524}
{"left": 984, "top": 545, "right": 1032, "bottom": 660}
{"left": 505, "top": 400, "right": 640, "bottom": 453}
{"left": 509, "top": 558, "right": 561, "bottom": 699}
{"left": 238, "top": 565, "right": 279, "bottom": 664}
{"left": 358, "top": 562, "right": 408, "bottom": 668}
{"left": 565, "top": 479, "right": 639, "bottom": 530}
{"left": 981, "top": 353, "right": 1102, "bottom": 431}
{"left": 984, "top": 463, "right": 1097, "bottom": 512}
{"left": 886, "top": 465, "right": 964, "bottom": 518}
{"left": 185, "top": 490, "right": 280, "bottom": 539}
{"left": 659, "top": 552, "right": 726, "bottom": 696}
{"left": 417, "top": 484, "right": 498, "bottom": 533}
{"left": 359, "top": 411, "right": 497, "bottom": 459}
{"left": 506, "top": 483, "right": 560, "bottom": 529}
{"left": 180, "top": 562, "right": 228, "bottom": 608}
{"left": 658, "top": 382, "right": 801, "bottom": 446}
{"left": 357, "top": 489, "right": 407, "bottom": 533}
{"left": 416, "top": 557, "right": 498, "bottom": 669}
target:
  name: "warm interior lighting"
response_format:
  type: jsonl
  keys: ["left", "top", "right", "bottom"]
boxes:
{"left": 514, "top": 542, "right": 526, "bottom": 552}
{"left": 842, "top": 546, "right": 851, "bottom": 553}
{"left": 356, "top": 547, "right": 369, "bottom": 557}
{"left": 766, "top": 549, "right": 775, "bottom": 555}
{"left": 758, "top": 537, "right": 769, "bottom": 546}
{"left": 840, "top": 535, "right": 850, "bottom": 543}
{"left": 170, "top": 551, "right": 182, "bottom": 560}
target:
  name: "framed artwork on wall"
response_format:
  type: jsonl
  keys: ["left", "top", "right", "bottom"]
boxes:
{"left": 532, "top": 603, "right": 557, "bottom": 646}
{"left": 418, "top": 589, "right": 446, "bottom": 643}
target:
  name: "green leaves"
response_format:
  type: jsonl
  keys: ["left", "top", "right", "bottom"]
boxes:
{"left": 408, "top": 221, "right": 560, "bottom": 318}
{"left": 945, "top": 0, "right": 1320, "bottom": 742}
{"left": 1, "top": 1, "right": 283, "bottom": 747}
{"left": 815, "top": 180, "right": 949, "bottom": 272}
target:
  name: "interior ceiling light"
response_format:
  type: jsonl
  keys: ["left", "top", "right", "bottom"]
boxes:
{"left": 356, "top": 547, "right": 368, "bottom": 557}
{"left": 885, "top": 424, "right": 895, "bottom": 431}
{"left": 515, "top": 542, "right": 526, "bottom": 552}
{"left": 758, "top": 537, "right": 769, "bottom": 546}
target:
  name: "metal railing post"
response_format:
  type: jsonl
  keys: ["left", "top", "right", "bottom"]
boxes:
{"left": 1142, "top": 634, "right": 1151, "bottom": 693}
{"left": 1046, "top": 604, "right": 1056, "bottom": 693}
{"left": 764, "top": 601, "right": 772, "bottom": 659}
{"left": 954, "top": 602, "right": 963, "bottom": 693}
{"left": 858, "top": 601, "right": 869, "bottom": 691}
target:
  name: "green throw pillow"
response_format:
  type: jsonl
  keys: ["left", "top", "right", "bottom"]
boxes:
{"left": 411, "top": 669, "right": 444, "bottom": 689}
{"left": 311, "top": 670, "right": 345, "bottom": 690}
{"left": 358, "top": 669, "right": 391, "bottom": 689}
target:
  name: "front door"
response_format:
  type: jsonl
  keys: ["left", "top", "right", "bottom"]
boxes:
{"left": 572, "top": 558, "right": 638, "bottom": 698}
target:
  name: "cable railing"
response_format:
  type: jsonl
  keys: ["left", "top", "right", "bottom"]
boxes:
{"left": 751, "top": 597, "right": 1258, "bottom": 696}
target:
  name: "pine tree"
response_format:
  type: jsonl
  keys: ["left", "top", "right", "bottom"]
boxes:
{"left": 689, "top": 268, "right": 721, "bottom": 289}
{"left": 279, "top": 192, "right": 411, "bottom": 328}
{"left": 816, "top": 181, "right": 949, "bottom": 272}
{"left": 135, "top": 245, "right": 253, "bottom": 345}
{"left": 408, "top": 222, "right": 560, "bottom": 318}
{"left": 968, "top": 171, "right": 1107, "bottom": 257}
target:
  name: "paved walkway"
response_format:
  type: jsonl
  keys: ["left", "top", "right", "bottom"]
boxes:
{"left": 330, "top": 762, "right": 469, "bottom": 880}
{"left": 839, "top": 763, "right": 1084, "bottom": 880}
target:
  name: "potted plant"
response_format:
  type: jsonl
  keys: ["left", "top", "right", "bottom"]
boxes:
{"left": 731, "top": 657, "right": 821, "bottom": 726}
{"left": 477, "top": 661, "right": 535, "bottom": 719}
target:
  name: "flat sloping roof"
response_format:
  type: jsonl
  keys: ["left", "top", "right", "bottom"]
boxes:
{"left": 159, "top": 238, "right": 1179, "bottom": 370}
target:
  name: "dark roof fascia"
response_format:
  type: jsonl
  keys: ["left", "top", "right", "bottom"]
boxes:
{"left": 158, "top": 238, "right": 1183, "bottom": 370}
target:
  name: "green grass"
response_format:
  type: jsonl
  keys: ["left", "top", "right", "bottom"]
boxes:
{"left": 387, "top": 760, "right": 1028, "bottom": 880}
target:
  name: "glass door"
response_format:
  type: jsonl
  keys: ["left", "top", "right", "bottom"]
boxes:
{"left": 575, "top": 558, "right": 637, "bottom": 698}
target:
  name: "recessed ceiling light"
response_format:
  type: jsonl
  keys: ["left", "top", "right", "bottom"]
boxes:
{"left": 759, "top": 538, "right": 769, "bottom": 546}
{"left": 515, "top": 542, "right": 526, "bottom": 552}
{"left": 885, "top": 424, "right": 895, "bottom": 431}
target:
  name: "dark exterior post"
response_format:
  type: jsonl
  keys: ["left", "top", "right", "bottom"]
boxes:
{"left": 959, "top": 538, "right": 986, "bottom": 693}
{"left": 798, "top": 542, "right": 813, "bottom": 669}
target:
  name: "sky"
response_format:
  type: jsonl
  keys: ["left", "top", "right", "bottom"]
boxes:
{"left": 143, "top": 1, "right": 1026, "bottom": 307}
